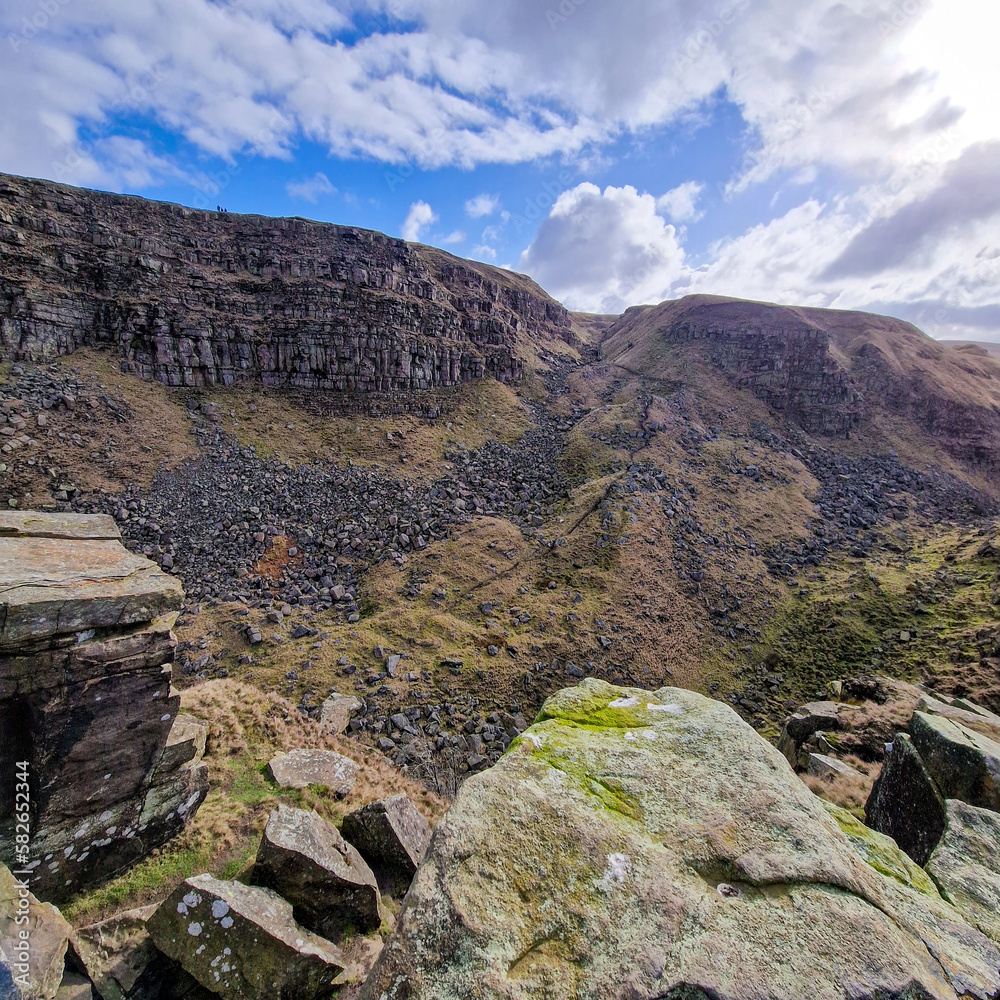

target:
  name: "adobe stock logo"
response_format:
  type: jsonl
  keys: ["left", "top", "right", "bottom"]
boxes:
{"left": 7, "top": 0, "right": 74, "bottom": 52}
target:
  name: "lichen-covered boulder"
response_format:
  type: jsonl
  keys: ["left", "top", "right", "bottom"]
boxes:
{"left": 251, "top": 805, "right": 384, "bottom": 938}
{"left": 0, "top": 863, "right": 72, "bottom": 1000}
{"left": 147, "top": 874, "right": 345, "bottom": 1000}
{"left": 927, "top": 799, "right": 1000, "bottom": 945}
{"left": 866, "top": 732, "right": 947, "bottom": 865}
{"left": 341, "top": 795, "right": 431, "bottom": 896}
{"left": 265, "top": 749, "right": 358, "bottom": 796}
{"left": 361, "top": 679, "right": 1000, "bottom": 1000}
{"left": 910, "top": 712, "right": 1000, "bottom": 812}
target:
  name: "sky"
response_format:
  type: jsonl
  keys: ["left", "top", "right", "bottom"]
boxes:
{"left": 1, "top": 0, "right": 998, "bottom": 339}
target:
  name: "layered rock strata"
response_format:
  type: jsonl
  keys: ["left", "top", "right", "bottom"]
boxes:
{"left": 0, "top": 511, "right": 206, "bottom": 902}
{"left": 0, "top": 173, "right": 572, "bottom": 396}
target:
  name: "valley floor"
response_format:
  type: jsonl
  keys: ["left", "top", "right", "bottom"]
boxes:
{"left": 3, "top": 347, "right": 999, "bottom": 916}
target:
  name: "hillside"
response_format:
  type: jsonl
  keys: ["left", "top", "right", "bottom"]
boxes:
{"left": 602, "top": 294, "right": 1000, "bottom": 487}
{"left": 0, "top": 173, "right": 575, "bottom": 398}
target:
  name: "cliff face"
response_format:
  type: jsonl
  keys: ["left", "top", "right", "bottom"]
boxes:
{"left": 602, "top": 295, "right": 1000, "bottom": 483}
{"left": 0, "top": 173, "right": 572, "bottom": 393}
{"left": 0, "top": 511, "right": 206, "bottom": 903}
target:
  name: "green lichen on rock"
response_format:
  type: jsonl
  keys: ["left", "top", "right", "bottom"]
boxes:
{"left": 822, "top": 800, "right": 940, "bottom": 898}
{"left": 361, "top": 678, "right": 1000, "bottom": 1000}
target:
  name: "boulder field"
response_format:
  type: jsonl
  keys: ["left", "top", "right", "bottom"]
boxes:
{"left": 362, "top": 678, "right": 1000, "bottom": 1000}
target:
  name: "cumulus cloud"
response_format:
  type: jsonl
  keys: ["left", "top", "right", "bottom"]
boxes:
{"left": 286, "top": 171, "right": 336, "bottom": 202}
{"left": 0, "top": 0, "right": 977, "bottom": 190}
{"left": 823, "top": 142, "right": 1000, "bottom": 278}
{"left": 656, "top": 181, "right": 705, "bottom": 223}
{"left": 519, "top": 183, "right": 688, "bottom": 313}
{"left": 401, "top": 200, "right": 437, "bottom": 241}
{"left": 465, "top": 193, "right": 500, "bottom": 218}
{"left": 471, "top": 244, "right": 497, "bottom": 260}
{"left": 442, "top": 229, "right": 466, "bottom": 244}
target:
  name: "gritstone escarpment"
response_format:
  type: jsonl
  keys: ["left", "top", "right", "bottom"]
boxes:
{"left": 602, "top": 294, "right": 1000, "bottom": 480}
{"left": 0, "top": 173, "right": 572, "bottom": 397}
{"left": 0, "top": 511, "right": 207, "bottom": 903}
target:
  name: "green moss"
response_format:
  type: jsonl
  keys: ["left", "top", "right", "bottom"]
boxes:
{"left": 823, "top": 801, "right": 940, "bottom": 898}
{"left": 517, "top": 717, "right": 643, "bottom": 822}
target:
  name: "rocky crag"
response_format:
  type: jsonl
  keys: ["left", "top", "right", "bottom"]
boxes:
{"left": 602, "top": 294, "right": 1000, "bottom": 480}
{"left": 0, "top": 173, "right": 573, "bottom": 398}
{"left": 0, "top": 511, "right": 207, "bottom": 902}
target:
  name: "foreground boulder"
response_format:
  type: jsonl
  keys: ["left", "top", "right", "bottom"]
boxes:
{"left": 865, "top": 734, "right": 947, "bottom": 865}
{"left": 361, "top": 678, "right": 1000, "bottom": 1000}
{"left": 342, "top": 795, "right": 431, "bottom": 896}
{"left": 266, "top": 749, "right": 358, "bottom": 795}
{"left": 0, "top": 863, "right": 72, "bottom": 1000}
{"left": 867, "top": 699, "right": 1000, "bottom": 865}
{"left": 148, "top": 875, "right": 344, "bottom": 1000}
{"left": 0, "top": 512, "right": 202, "bottom": 901}
{"left": 910, "top": 711, "right": 1000, "bottom": 811}
{"left": 251, "top": 805, "right": 383, "bottom": 938}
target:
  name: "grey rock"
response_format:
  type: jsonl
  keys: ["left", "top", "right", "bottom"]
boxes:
{"left": 147, "top": 874, "right": 345, "bottom": 1000}
{"left": 266, "top": 749, "right": 358, "bottom": 795}
{"left": 251, "top": 805, "right": 384, "bottom": 939}
{"left": 341, "top": 795, "right": 432, "bottom": 896}
{"left": 866, "top": 733, "right": 947, "bottom": 865}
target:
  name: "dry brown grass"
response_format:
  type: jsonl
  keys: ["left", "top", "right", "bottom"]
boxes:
{"left": 62, "top": 680, "right": 446, "bottom": 927}
{"left": 200, "top": 377, "right": 531, "bottom": 478}
{"left": 1, "top": 349, "right": 197, "bottom": 508}
{"left": 801, "top": 758, "right": 878, "bottom": 814}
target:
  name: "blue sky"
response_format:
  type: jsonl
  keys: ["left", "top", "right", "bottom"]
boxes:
{"left": 1, "top": 0, "right": 998, "bottom": 336}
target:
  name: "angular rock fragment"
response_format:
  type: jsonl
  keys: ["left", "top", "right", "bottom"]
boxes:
{"left": 69, "top": 904, "right": 159, "bottom": 1000}
{"left": 147, "top": 874, "right": 344, "bottom": 1000}
{"left": 866, "top": 733, "right": 947, "bottom": 865}
{"left": 318, "top": 694, "right": 362, "bottom": 736}
{"left": 910, "top": 711, "right": 1000, "bottom": 812}
{"left": 265, "top": 749, "right": 358, "bottom": 795}
{"left": 341, "top": 795, "right": 432, "bottom": 895}
{"left": 251, "top": 805, "right": 383, "bottom": 938}
{"left": 0, "top": 863, "right": 72, "bottom": 1000}
{"left": 927, "top": 799, "right": 1000, "bottom": 945}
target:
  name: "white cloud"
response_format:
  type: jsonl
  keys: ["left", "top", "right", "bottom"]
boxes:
{"left": 465, "top": 193, "right": 499, "bottom": 218}
{"left": 286, "top": 171, "right": 335, "bottom": 202}
{"left": 471, "top": 243, "right": 497, "bottom": 260}
{"left": 656, "top": 181, "right": 705, "bottom": 223}
{"left": 519, "top": 183, "right": 687, "bottom": 313}
{"left": 0, "top": 0, "right": 973, "bottom": 188}
{"left": 442, "top": 229, "right": 466, "bottom": 244}
{"left": 401, "top": 200, "right": 437, "bottom": 241}
{"left": 521, "top": 176, "right": 1000, "bottom": 339}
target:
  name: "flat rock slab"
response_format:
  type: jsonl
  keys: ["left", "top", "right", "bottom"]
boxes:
{"left": 0, "top": 511, "right": 121, "bottom": 540}
{"left": 147, "top": 874, "right": 345, "bottom": 1000}
{"left": 252, "top": 805, "right": 383, "bottom": 938}
{"left": 266, "top": 749, "right": 358, "bottom": 796}
{"left": 361, "top": 678, "right": 1000, "bottom": 1000}
{"left": 0, "top": 512, "right": 183, "bottom": 652}
{"left": 342, "top": 794, "right": 432, "bottom": 896}
{"left": 0, "top": 863, "right": 72, "bottom": 1000}
{"left": 928, "top": 799, "right": 1000, "bottom": 944}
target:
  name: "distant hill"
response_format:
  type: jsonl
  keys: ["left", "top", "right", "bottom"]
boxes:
{"left": 939, "top": 339, "right": 1000, "bottom": 361}
{"left": 601, "top": 294, "right": 1000, "bottom": 487}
